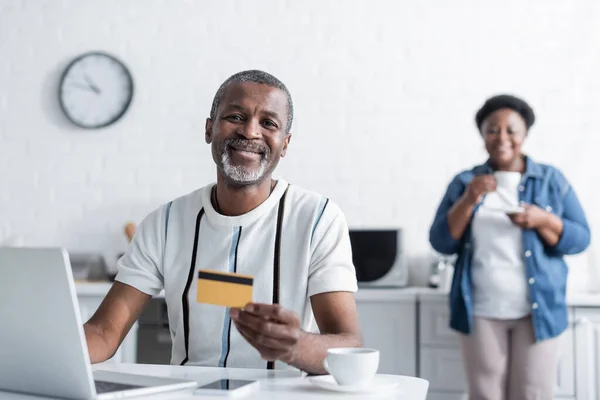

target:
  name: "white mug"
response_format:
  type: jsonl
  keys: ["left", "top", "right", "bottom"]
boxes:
{"left": 493, "top": 171, "right": 522, "bottom": 190}
{"left": 323, "top": 348, "right": 379, "bottom": 387}
{"left": 492, "top": 171, "right": 522, "bottom": 210}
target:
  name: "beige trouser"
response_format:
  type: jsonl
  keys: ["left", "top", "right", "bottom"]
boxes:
{"left": 460, "top": 316, "right": 560, "bottom": 400}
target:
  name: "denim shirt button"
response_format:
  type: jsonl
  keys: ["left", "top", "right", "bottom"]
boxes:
{"left": 546, "top": 205, "right": 552, "bottom": 212}
{"left": 528, "top": 277, "right": 535, "bottom": 285}
{"left": 525, "top": 250, "right": 532, "bottom": 257}
{"left": 519, "top": 185, "right": 525, "bottom": 191}
{"left": 532, "top": 302, "right": 539, "bottom": 310}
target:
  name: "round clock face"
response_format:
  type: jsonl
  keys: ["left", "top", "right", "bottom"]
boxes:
{"left": 59, "top": 52, "right": 134, "bottom": 129}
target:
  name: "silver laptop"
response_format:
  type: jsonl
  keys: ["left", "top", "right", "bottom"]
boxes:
{"left": 0, "top": 247, "right": 198, "bottom": 400}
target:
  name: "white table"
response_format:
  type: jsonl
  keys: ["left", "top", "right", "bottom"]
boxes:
{"left": 0, "top": 363, "right": 428, "bottom": 399}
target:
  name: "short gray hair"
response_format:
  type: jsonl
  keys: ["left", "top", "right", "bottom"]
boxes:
{"left": 210, "top": 70, "right": 294, "bottom": 133}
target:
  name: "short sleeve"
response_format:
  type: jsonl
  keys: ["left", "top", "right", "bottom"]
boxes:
{"left": 308, "top": 201, "right": 358, "bottom": 297}
{"left": 114, "top": 205, "right": 167, "bottom": 296}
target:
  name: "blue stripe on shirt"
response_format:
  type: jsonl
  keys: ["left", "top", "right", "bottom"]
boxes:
{"left": 165, "top": 201, "right": 173, "bottom": 242}
{"left": 311, "top": 197, "right": 329, "bottom": 243}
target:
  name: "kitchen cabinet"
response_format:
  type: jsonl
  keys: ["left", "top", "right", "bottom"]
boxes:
{"left": 555, "top": 325, "right": 576, "bottom": 398}
{"left": 355, "top": 288, "right": 418, "bottom": 377}
{"left": 574, "top": 308, "right": 600, "bottom": 400}
{"left": 418, "top": 295, "right": 468, "bottom": 399}
{"left": 420, "top": 347, "right": 467, "bottom": 393}
{"left": 77, "top": 291, "right": 138, "bottom": 364}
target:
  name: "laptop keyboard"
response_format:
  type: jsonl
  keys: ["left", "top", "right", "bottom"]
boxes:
{"left": 94, "top": 380, "right": 144, "bottom": 394}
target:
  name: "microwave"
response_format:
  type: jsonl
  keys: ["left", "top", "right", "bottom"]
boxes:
{"left": 349, "top": 229, "right": 408, "bottom": 288}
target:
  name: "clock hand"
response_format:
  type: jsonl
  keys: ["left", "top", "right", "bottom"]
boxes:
{"left": 83, "top": 75, "right": 101, "bottom": 94}
{"left": 68, "top": 82, "right": 98, "bottom": 93}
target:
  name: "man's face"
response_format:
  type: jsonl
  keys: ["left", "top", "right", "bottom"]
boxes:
{"left": 205, "top": 82, "right": 291, "bottom": 186}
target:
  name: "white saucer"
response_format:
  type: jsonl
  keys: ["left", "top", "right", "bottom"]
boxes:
{"left": 483, "top": 205, "right": 524, "bottom": 214}
{"left": 309, "top": 374, "right": 401, "bottom": 393}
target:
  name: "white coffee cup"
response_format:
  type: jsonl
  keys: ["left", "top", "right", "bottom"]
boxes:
{"left": 323, "top": 348, "right": 379, "bottom": 387}
{"left": 493, "top": 171, "right": 522, "bottom": 190}
{"left": 492, "top": 171, "right": 523, "bottom": 210}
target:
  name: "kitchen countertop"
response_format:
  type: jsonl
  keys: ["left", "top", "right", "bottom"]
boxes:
{"left": 74, "top": 282, "right": 600, "bottom": 307}
{"left": 565, "top": 291, "right": 600, "bottom": 307}
{"left": 406, "top": 286, "right": 600, "bottom": 307}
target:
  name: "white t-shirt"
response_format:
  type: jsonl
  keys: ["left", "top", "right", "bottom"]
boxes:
{"left": 471, "top": 173, "right": 530, "bottom": 320}
{"left": 115, "top": 179, "right": 358, "bottom": 369}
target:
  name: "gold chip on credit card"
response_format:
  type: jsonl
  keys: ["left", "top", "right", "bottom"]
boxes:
{"left": 196, "top": 269, "right": 253, "bottom": 308}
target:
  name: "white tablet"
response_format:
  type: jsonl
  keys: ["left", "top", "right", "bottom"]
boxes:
{"left": 193, "top": 379, "right": 260, "bottom": 398}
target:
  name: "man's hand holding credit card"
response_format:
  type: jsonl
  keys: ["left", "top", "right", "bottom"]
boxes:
{"left": 196, "top": 269, "right": 254, "bottom": 308}
{"left": 196, "top": 268, "right": 302, "bottom": 363}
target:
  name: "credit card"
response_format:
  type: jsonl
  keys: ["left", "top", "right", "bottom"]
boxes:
{"left": 196, "top": 269, "right": 253, "bottom": 308}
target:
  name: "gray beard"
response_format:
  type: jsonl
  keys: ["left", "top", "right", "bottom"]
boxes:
{"left": 221, "top": 148, "right": 268, "bottom": 184}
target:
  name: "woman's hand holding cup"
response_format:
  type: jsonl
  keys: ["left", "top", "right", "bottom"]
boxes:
{"left": 464, "top": 175, "right": 497, "bottom": 206}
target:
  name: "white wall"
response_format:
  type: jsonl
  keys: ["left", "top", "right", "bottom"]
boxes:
{"left": 2, "top": 0, "right": 600, "bottom": 289}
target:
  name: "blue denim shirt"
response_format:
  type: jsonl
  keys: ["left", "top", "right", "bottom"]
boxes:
{"left": 429, "top": 157, "right": 590, "bottom": 341}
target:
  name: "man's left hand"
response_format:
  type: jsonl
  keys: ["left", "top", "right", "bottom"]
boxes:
{"left": 508, "top": 204, "right": 549, "bottom": 229}
{"left": 230, "top": 303, "right": 301, "bottom": 363}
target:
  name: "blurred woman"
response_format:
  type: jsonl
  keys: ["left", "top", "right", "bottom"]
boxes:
{"left": 428, "top": 94, "right": 590, "bottom": 400}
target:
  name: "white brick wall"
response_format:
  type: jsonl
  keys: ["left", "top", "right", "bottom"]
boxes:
{"left": 2, "top": 0, "right": 600, "bottom": 289}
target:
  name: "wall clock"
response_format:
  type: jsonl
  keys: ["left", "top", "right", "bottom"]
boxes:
{"left": 59, "top": 51, "right": 134, "bottom": 129}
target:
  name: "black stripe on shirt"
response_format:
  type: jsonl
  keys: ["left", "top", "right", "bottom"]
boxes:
{"left": 267, "top": 184, "right": 290, "bottom": 370}
{"left": 180, "top": 207, "right": 205, "bottom": 366}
